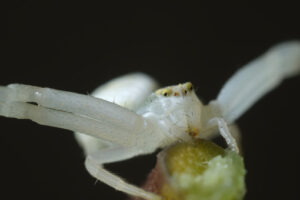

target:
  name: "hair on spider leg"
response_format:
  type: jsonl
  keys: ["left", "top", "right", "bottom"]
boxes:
{"left": 194, "top": 85, "right": 200, "bottom": 94}
{"left": 93, "top": 178, "right": 100, "bottom": 185}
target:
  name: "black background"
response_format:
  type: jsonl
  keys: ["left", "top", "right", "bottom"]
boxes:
{"left": 2, "top": 1, "right": 300, "bottom": 200}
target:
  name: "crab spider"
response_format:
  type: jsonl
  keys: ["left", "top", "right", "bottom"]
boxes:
{"left": 1, "top": 41, "right": 300, "bottom": 200}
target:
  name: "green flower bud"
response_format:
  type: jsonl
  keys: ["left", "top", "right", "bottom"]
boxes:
{"left": 138, "top": 139, "right": 246, "bottom": 200}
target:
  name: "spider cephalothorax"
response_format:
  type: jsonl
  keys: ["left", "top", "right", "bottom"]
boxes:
{"left": 136, "top": 82, "right": 203, "bottom": 145}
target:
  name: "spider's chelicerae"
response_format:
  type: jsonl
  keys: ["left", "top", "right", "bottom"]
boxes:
{"left": 1, "top": 41, "right": 300, "bottom": 200}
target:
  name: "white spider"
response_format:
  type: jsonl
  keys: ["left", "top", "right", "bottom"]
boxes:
{"left": 0, "top": 41, "right": 300, "bottom": 200}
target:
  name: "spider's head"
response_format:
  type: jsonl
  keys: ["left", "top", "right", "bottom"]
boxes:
{"left": 153, "top": 82, "right": 203, "bottom": 141}
{"left": 155, "top": 82, "right": 194, "bottom": 97}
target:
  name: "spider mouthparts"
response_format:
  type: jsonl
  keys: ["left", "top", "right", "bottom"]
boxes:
{"left": 186, "top": 127, "right": 200, "bottom": 138}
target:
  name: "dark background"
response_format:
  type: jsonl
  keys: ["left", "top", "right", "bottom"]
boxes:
{"left": 2, "top": 1, "right": 300, "bottom": 200}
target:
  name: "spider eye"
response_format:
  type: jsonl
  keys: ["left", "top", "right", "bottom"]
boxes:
{"left": 155, "top": 88, "right": 172, "bottom": 97}
{"left": 185, "top": 82, "right": 194, "bottom": 91}
{"left": 181, "top": 82, "right": 194, "bottom": 95}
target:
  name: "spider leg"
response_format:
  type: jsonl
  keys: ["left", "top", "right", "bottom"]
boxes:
{"left": 229, "top": 124, "right": 242, "bottom": 151}
{"left": 2, "top": 83, "right": 141, "bottom": 126}
{"left": 208, "top": 117, "right": 239, "bottom": 153}
{"left": 0, "top": 100, "right": 125, "bottom": 144}
{"left": 92, "top": 73, "right": 159, "bottom": 110}
{"left": 0, "top": 84, "right": 157, "bottom": 147}
{"left": 85, "top": 146, "right": 162, "bottom": 200}
{"left": 211, "top": 41, "right": 300, "bottom": 124}
{"left": 75, "top": 73, "right": 159, "bottom": 154}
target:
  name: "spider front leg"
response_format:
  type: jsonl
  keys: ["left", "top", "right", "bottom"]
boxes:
{"left": 85, "top": 146, "right": 162, "bottom": 200}
{"left": 0, "top": 84, "right": 151, "bottom": 146}
{"left": 208, "top": 117, "right": 239, "bottom": 153}
{"left": 0, "top": 82, "right": 164, "bottom": 200}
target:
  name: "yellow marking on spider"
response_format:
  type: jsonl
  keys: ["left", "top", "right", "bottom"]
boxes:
{"left": 155, "top": 88, "right": 172, "bottom": 97}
